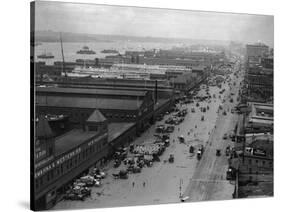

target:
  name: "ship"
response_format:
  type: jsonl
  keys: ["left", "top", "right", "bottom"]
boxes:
{"left": 37, "top": 52, "right": 55, "bottom": 59}
{"left": 76, "top": 46, "right": 96, "bottom": 54}
{"left": 101, "top": 49, "right": 119, "bottom": 54}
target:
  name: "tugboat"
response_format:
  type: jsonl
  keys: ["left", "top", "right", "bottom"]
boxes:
{"left": 37, "top": 52, "right": 55, "bottom": 59}
{"left": 76, "top": 46, "right": 96, "bottom": 54}
{"left": 101, "top": 49, "right": 119, "bottom": 54}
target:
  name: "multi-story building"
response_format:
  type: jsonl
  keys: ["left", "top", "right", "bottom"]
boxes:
{"left": 36, "top": 87, "right": 155, "bottom": 134}
{"left": 246, "top": 43, "right": 269, "bottom": 60}
{"left": 32, "top": 110, "right": 137, "bottom": 210}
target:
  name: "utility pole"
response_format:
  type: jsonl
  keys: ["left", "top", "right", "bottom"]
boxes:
{"left": 179, "top": 178, "right": 183, "bottom": 198}
{"left": 60, "top": 32, "right": 66, "bottom": 77}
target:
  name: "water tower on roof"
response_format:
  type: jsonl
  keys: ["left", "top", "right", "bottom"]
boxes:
{"left": 85, "top": 109, "right": 108, "bottom": 133}
{"left": 35, "top": 115, "right": 55, "bottom": 162}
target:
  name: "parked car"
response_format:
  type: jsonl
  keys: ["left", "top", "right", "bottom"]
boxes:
{"left": 168, "top": 154, "right": 174, "bottom": 163}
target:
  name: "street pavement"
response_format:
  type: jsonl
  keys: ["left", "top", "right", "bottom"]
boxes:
{"left": 53, "top": 61, "right": 244, "bottom": 210}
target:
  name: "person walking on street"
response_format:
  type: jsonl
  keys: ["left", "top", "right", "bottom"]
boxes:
{"left": 132, "top": 182, "right": 135, "bottom": 187}
{"left": 143, "top": 181, "right": 146, "bottom": 187}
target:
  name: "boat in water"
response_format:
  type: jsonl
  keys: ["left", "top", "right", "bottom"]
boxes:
{"left": 37, "top": 52, "right": 55, "bottom": 59}
{"left": 76, "top": 46, "right": 96, "bottom": 54}
{"left": 101, "top": 49, "right": 119, "bottom": 54}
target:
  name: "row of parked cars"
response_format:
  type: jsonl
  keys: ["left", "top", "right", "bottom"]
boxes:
{"left": 64, "top": 168, "right": 107, "bottom": 201}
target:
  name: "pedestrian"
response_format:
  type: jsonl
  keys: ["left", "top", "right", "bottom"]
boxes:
{"left": 143, "top": 181, "right": 146, "bottom": 187}
{"left": 132, "top": 182, "right": 135, "bottom": 187}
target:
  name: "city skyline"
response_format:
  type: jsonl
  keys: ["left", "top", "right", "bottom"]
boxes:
{"left": 35, "top": 1, "right": 274, "bottom": 47}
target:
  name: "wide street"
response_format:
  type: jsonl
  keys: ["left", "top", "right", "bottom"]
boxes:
{"left": 183, "top": 62, "right": 243, "bottom": 201}
{"left": 54, "top": 61, "right": 244, "bottom": 210}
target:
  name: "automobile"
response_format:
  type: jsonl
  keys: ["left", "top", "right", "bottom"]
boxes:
{"left": 181, "top": 196, "right": 190, "bottom": 202}
{"left": 64, "top": 192, "right": 85, "bottom": 201}
{"left": 189, "top": 145, "right": 194, "bottom": 153}
{"left": 223, "top": 133, "right": 228, "bottom": 139}
{"left": 164, "top": 139, "right": 170, "bottom": 147}
{"left": 226, "top": 167, "right": 236, "bottom": 180}
{"left": 113, "top": 170, "right": 128, "bottom": 179}
{"left": 90, "top": 168, "right": 107, "bottom": 179}
{"left": 80, "top": 175, "right": 96, "bottom": 187}
{"left": 114, "top": 159, "right": 121, "bottom": 168}
{"left": 168, "top": 154, "right": 174, "bottom": 163}
{"left": 178, "top": 135, "right": 185, "bottom": 143}
{"left": 225, "top": 146, "right": 231, "bottom": 156}
{"left": 156, "top": 115, "right": 163, "bottom": 121}
{"left": 166, "top": 125, "right": 175, "bottom": 133}
{"left": 197, "top": 150, "right": 202, "bottom": 160}
{"left": 223, "top": 111, "right": 227, "bottom": 115}
{"left": 201, "top": 116, "right": 204, "bottom": 121}
{"left": 216, "top": 149, "right": 221, "bottom": 156}
{"left": 197, "top": 145, "right": 204, "bottom": 160}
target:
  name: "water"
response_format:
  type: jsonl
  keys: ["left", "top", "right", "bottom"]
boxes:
{"left": 35, "top": 41, "right": 184, "bottom": 65}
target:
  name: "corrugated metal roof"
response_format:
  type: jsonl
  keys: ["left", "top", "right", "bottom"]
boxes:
{"left": 36, "top": 96, "right": 142, "bottom": 110}
{"left": 55, "top": 129, "right": 98, "bottom": 156}
{"left": 36, "top": 115, "right": 54, "bottom": 138}
{"left": 36, "top": 86, "right": 147, "bottom": 96}
{"left": 87, "top": 109, "right": 107, "bottom": 122}
{"left": 108, "top": 122, "right": 135, "bottom": 142}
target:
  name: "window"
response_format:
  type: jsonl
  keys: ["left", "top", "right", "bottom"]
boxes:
{"left": 262, "top": 161, "right": 265, "bottom": 165}
{"left": 50, "top": 170, "right": 54, "bottom": 179}
{"left": 49, "top": 147, "right": 53, "bottom": 155}
{"left": 256, "top": 160, "right": 258, "bottom": 164}
{"left": 35, "top": 179, "right": 39, "bottom": 189}
{"left": 269, "top": 161, "right": 273, "bottom": 166}
{"left": 88, "top": 125, "right": 98, "bottom": 131}
{"left": 249, "top": 168, "right": 252, "bottom": 174}
{"left": 248, "top": 159, "right": 252, "bottom": 164}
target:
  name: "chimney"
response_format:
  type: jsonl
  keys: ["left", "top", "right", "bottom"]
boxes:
{"left": 155, "top": 80, "right": 158, "bottom": 104}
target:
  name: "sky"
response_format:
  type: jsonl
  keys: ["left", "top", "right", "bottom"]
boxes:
{"left": 34, "top": 1, "right": 274, "bottom": 46}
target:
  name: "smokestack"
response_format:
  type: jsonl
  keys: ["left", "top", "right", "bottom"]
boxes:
{"left": 155, "top": 80, "right": 158, "bottom": 104}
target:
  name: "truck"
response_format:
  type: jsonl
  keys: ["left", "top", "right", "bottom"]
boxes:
{"left": 197, "top": 145, "right": 204, "bottom": 160}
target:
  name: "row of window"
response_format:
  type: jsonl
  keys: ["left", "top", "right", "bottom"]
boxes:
{"left": 247, "top": 158, "right": 273, "bottom": 167}
{"left": 35, "top": 138, "right": 107, "bottom": 190}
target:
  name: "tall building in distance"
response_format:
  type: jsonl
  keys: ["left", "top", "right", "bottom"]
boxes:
{"left": 246, "top": 43, "right": 269, "bottom": 60}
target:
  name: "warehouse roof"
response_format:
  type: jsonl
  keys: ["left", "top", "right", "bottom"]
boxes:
{"left": 55, "top": 129, "right": 99, "bottom": 156}
{"left": 36, "top": 96, "right": 142, "bottom": 110}
{"left": 36, "top": 86, "right": 147, "bottom": 97}
{"left": 36, "top": 115, "right": 54, "bottom": 138}
{"left": 87, "top": 109, "right": 107, "bottom": 123}
{"left": 108, "top": 122, "right": 135, "bottom": 142}
{"left": 55, "top": 122, "right": 135, "bottom": 156}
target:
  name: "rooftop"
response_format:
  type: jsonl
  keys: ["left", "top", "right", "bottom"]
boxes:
{"left": 36, "top": 86, "right": 147, "bottom": 97}
{"left": 36, "top": 96, "right": 143, "bottom": 110}
{"left": 87, "top": 109, "right": 107, "bottom": 123}
{"left": 36, "top": 115, "right": 54, "bottom": 138}
{"left": 55, "top": 129, "right": 99, "bottom": 156}
{"left": 108, "top": 122, "right": 135, "bottom": 143}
